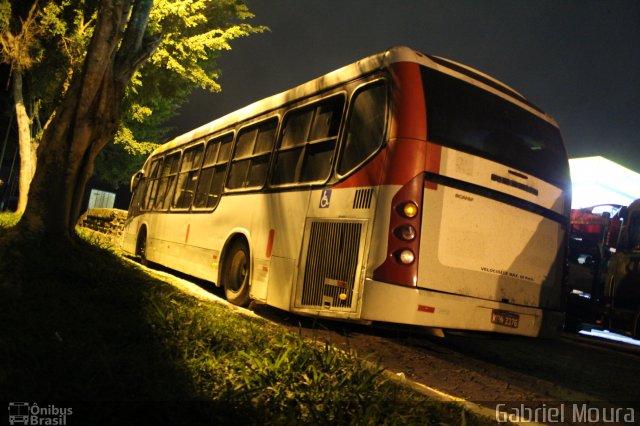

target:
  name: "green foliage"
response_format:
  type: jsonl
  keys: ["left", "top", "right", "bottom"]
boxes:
{"left": 0, "top": 1, "right": 11, "bottom": 32}
{"left": 147, "top": 0, "right": 265, "bottom": 92}
{"left": 96, "top": 0, "right": 266, "bottom": 188}
{"left": 1, "top": 0, "right": 94, "bottom": 135}
{"left": 94, "top": 127, "right": 158, "bottom": 189}
{"left": 2, "top": 0, "right": 266, "bottom": 189}
{"left": 0, "top": 1, "right": 45, "bottom": 72}
{"left": 0, "top": 211, "right": 20, "bottom": 228}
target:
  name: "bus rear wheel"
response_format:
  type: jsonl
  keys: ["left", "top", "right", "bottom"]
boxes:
{"left": 222, "top": 239, "right": 251, "bottom": 307}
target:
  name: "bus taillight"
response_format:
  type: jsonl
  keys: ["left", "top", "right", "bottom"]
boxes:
{"left": 394, "top": 224, "right": 416, "bottom": 241}
{"left": 400, "top": 201, "right": 419, "bottom": 218}
{"left": 373, "top": 173, "right": 424, "bottom": 286}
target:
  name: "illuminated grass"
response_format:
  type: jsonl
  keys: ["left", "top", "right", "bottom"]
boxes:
{"left": 0, "top": 222, "right": 494, "bottom": 425}
{"left": 0, "top": 211, "right": 20, "bottom": 228}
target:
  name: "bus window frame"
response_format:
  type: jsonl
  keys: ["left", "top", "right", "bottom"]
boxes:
{"left": 268, "top": 92, "right": 347, "bottom": 189}
{"left": 225, "top": 117, "right": 280, "bottom": 193}
{"left": 170, "top": 142, "right": 205, "bottom": 211}
{"left": 130, "top": 169, "right": 144, "bottom": 194}
{"left": 140, "top": 157, "right": 163, "bottom": 212}
{"left": 335, "top": 78, "right": 389, "bottom": 179}
{"left": 154, "top": 151, "right": 182, "bottom": 211}
{"left": 191, "top": 131, "right": 235, "bottom": 212}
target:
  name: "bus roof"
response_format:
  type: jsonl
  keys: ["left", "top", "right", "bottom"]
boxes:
{"left": 151, "top": 46, "right": 555, "bottom": 158}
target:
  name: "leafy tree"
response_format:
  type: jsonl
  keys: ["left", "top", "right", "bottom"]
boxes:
{"left": 0, "top": 0, "right": 264, "bottom": 216}
{"left": 0, "top": 0, "right": 263, "bottom": 238}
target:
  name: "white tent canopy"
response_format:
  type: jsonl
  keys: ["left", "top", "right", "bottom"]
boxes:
{"left": 569, "top": 156, "right": 640, "bottom": 209}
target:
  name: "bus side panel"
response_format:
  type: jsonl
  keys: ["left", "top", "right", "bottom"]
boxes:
{"left": 264, "top": 191, "right": 311, "bottom": 309}
{"left": 249, "top": 191, "right": 309, "bottom": 303}
{"left": 366, "top": 184, "right": 398, "bottom": 276}
{"left": 267, "top": 256, "right": 296, "bottom": 310}
{"left": 122, "top": 216, "right": 140, "bottom": 255}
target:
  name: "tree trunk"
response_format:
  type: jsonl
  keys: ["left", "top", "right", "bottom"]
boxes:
{"left": 12, "top": 71, "right": 37, "bottom": 214}
{"left": 16, "top": 0, "right": 158, "bottom": 239}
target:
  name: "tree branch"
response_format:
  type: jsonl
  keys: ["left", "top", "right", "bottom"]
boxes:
{"left": 115, "top": 0, "right": 159, "bottom": 83}
{"left": 76, "top": 0, "right": 131, "bottom": 117}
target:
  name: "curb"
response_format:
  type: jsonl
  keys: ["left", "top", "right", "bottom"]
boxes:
{"left": 380, "top": 369, "right": 545, "bottom": 426}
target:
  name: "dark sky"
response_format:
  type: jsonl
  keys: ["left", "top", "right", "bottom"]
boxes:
{"left": 172, "top": 0, "right": 640, "bottom": 172}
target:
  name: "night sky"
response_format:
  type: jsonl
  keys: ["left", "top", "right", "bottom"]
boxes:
{"left": 172, "top": 0, "right": 640, "bottom": 172}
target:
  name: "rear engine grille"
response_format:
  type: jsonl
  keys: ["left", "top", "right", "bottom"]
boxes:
{"left": 300, "top": 221, "right": 363, "bottom": 310}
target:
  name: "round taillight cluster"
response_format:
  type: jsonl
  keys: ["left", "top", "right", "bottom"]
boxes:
{"left": 393, "top": 201, "right": 419, "bottom": 264}
{"left": 397, "top": 249, "right": 415, "bottom": 265}
{"left": 373, "top": 173, "right": 424, "bottom": 287}
{"left": 394, "top": 224, "right": 416, "bottom": 241}
{"left": 401, "top": 201, "right": 418, "bottom": 218}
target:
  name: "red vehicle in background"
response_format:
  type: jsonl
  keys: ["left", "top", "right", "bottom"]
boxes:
{"left": 566, "top": 200, "right": 640, "bottom": 338}
{"left": 570, "top": 204, "right": 623, "bottom": 250}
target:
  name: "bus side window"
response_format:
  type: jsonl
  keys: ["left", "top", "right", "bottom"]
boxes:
{"left": 272, "top": 96, "right": 344, "bottom": 185}
{"left": 172, "top": 144, "right": 204, "bottom": 209}
{"left": 338, "top": 81, "right": 387, "bottom": 175}
{"left": 272, "top": 109, "right": 312, "bottom": 185}
{"left": 154, "top": 152, "right": 181, "bottom": 210}
{"left": 194, "top": 133, "right": 233, "bottom": 209}
{"left": 142, "top": 158, "right": 163, "bottom": 210}
{"left": 227, "top": 119, "right": 277, "bottom": 190}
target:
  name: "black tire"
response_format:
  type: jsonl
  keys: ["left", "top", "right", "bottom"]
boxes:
{"left": 222, "top": 239, "right": 251, "bottom": 307}
{"left": 136, "top": 228, "right": 149, "bottom": 266}
{"left": 563, "top": 318, "right": 582, "bottom": 333}
{"left": 632, "top": 309, "right": 640, "bottom": 340}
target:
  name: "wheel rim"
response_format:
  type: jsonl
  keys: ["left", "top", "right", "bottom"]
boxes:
{"left": 228, "top": 249, "right": 247, "bottom": 292}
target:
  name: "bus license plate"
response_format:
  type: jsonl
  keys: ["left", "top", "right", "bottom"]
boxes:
{"left": 491, "top": 310, "right": 519, "bottom": 328}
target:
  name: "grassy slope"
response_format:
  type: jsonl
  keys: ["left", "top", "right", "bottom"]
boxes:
{"left": 0, "top": 214, "right": 494, "bottom": 425}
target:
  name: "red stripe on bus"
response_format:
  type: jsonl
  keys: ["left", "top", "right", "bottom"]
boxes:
{"left": 424, "top": 142, "right": 442, "bottom": 190}
{"left": 185, "top": 224, "right": 191, "bottom": 244}
{"left": 334, "top": 149, "right": 387, "bottom": 188}
{"left": 266, "top": 229, "right": 275, "bottom": 258}
{"left": 390, "top": 62, "right": 427, "bottom": 141}
{"left": 384, "top": 62, "right": 427, "bottom": 185}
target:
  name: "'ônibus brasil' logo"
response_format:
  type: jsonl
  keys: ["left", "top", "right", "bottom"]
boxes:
{"left": 8, "top": 402, "right": 73, "bottom": 425}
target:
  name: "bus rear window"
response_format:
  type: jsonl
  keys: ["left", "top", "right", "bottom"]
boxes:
{"left": 421, "top": 67, "right": 569, "bottom": 187}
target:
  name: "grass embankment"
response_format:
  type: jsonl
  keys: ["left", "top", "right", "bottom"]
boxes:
{"left": 0, "top": 213, "right": 493, "bottom": 425}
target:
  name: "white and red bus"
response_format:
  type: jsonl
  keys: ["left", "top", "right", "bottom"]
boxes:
{"left": 123, "top": 46, "right": 571, "bottom": 337}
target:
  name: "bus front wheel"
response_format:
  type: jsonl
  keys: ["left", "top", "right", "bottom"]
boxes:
{"left": 222, "top": 239, "right": 251, "bottom": 307}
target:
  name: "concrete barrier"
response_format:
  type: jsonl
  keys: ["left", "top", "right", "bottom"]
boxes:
{"left": 77, "top": 208, "right": 127, "bottom": 242}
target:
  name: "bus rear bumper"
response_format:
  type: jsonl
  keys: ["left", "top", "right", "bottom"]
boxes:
{"left": 360, "top": 279, "right": 563, "bottom": 337}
